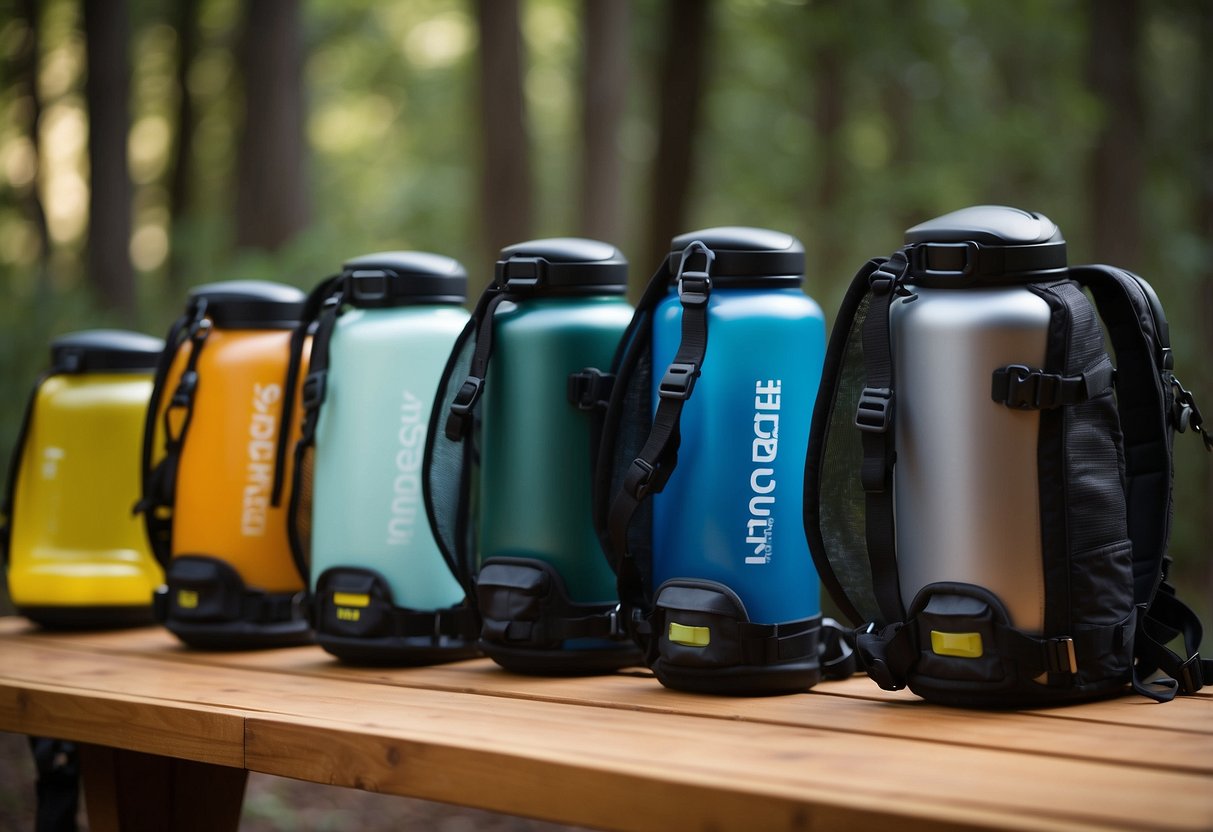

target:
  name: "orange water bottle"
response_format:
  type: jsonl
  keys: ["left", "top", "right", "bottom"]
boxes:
{"left": 139, "top": 281, "right": 310, "bottom": 648}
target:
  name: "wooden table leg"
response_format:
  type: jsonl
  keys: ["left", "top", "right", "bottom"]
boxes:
{"left": 79, "top": 744, "right": 248, "bottom": 832}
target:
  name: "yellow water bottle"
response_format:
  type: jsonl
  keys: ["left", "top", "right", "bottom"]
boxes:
{"left": 139, "top": 281, "right": 310, "bottom": 648}
{"left": 3, "top": 330, "right": 165, "bottom": 627}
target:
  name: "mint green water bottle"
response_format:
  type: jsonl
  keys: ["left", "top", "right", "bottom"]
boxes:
{"left": 290, "top": 252, "right": 476, "bottom": 664}
{"left": 425, "top": 239, "right": 642, "bottom": 674}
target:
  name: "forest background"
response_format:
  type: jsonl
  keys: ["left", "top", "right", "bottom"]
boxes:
{"left": 1, "top": 0, "right": 1211, "bottom": 828}
{"left": 2, "top": 0, "right": 1212, "bottom": 651}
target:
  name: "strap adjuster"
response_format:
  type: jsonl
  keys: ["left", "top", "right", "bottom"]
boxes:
{"left": 623, "top": 458, "right": 655, "bottom": 500}
{"left": 1046, "top": 637, "right": 1078, "bottom": 675}
{"left": 301, "top": 372, "right": 327, "bottom": 410}
{"left": 658, "top": 363, "right": 698, "bottom": 400}
{"left": 170, "top": 371, "right": 199, "bottom": 408}
{"left": 445, "top": 376, "right": 484, "bottom": 440}
{"left": 855, "top": 387, "right": 893, "bottom": 433}
{"left": 1178, "top": 652, "right": 1204, "bottom": 694}
{"left": 678, "top": 273, "right": 711, "bottom": 307}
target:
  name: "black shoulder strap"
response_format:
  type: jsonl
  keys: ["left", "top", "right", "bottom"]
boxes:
{"left": 278, "top": 275, "right": 346, "bottom": 581}
{"left": 1072, "top": 264, "right": 1212, "bottom": 696}
{"left": 135, "top": 299, "right": 210, "bottom": 567}
{"left": 854, "top": 249, "right": 911, "bottom": 626}
{"left": 802, "top": 256, "right": 886, "bottom": 628}
{"left": 605, "top": 241, "right": 714, "bottom": 629}
{"left": 1, "top": 369, "right": 54, "bottom": 567}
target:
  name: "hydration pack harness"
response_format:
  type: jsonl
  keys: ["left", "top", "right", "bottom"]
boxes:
{"left": 807, "top": 234, "right": 1211, "bottom": 706}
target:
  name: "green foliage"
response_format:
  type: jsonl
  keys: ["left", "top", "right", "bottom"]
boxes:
{"left": 0, "top": 0, "right": 1209, "bottom": 618}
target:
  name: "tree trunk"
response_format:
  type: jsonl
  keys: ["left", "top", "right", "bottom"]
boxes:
{"left": 810, "top": 9, "right": 846, "bottom": 278}
{"left": 476, "top": 0, "right": 533, "bottom": 266}
{"left": 579, "top": 0, "right": 629, "bottom": 245}
{"left": 234, "top": 0, "right": 310, "bottom": 251}
{"left": 643, "top": 0, "right": 712, "bottom": 273}
{"left": 84, "top": 0, "right": 136, "bottom": 320}
{"left": 168, "top": 0, "right": 201, "bottom": 286}
{"left": 14, "top": 0, "right": 51, "bottom": 288}
{"left": 1086, "top": 0, "right": 1143, "bottom": 268}
{"left": 1198, "top": 1, "right": 1213, "bottom": 625}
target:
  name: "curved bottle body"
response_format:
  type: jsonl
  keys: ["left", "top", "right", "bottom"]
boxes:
{"left": 651, "top": 287, "right": 825, "bottom": 624}
{"left": 890, "top": 286, "right": 1050, "bottom": 632}
{"left": 479, "top": 296, "right": 633, "bottom": 604}
{"left": 170, "top": 328, "right": 305, "bottom": 593}
{"left": 9, "top": 372, "right": 163, "bottom": 610}
{"left": 310, "top": 305, "right": 469, "bottom": 610}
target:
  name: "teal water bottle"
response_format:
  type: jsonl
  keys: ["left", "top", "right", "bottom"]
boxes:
{"left": 289, "top": 253, "right": 476, "bottom": 664}
{"left": 426, "top": 239, "right": 641, "bottom": 674}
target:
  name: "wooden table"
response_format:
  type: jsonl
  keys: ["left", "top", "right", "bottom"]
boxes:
{"left": 0, "top": 616, "right": 1210, "bottom": 831}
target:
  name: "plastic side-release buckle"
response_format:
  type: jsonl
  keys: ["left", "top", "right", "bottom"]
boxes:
{"left": 855, "top": 387, "right": 893, "bottom": 433}
{"left": 658, "top": 363, "right": 698, "bottom": 400}
{"left": 170, "top": 370, "right": 198, "bottom": 408}
{"left": 623, "top": 457, "right": 668, "bottom": 501}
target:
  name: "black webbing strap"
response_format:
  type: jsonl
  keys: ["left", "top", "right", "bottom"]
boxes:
{"left": 990, "top": 356, "right": 1115, "bottom": 410}
{"left": 855, "top": 249, "right": 910, "bottom": 625}
{"left": 736, "top": 616, "right": 818, "bottom": 665}
{"left": 1137, "top": 586, "right": 1211, "bottom": 696}
{"left": 387, "top": 604, "right": 481, "bottom": 640}
{"left": 444, "top": 289, "right": 510, "bottom": 442}
{"left": 485, "top": 605, "right": 620, "bottom": 644}
{"left": 273, "top": 274, "right": 343, "bottom": 507}
{"left": 1, "top": 369, "right": 52, "bottom": 566}
{"left": 856, "top": 612, "right": 1136, "bottom": 694}
{"left": 606, "top": 242, "right": 715, "bottom": 581}
{"left": 135, "top": 301, "right": 211, "bottom": 566}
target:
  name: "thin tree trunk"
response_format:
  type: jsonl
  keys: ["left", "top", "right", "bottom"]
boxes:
{"left": 579, "top": 0, "right": 629, "bottom": 245}
{"left": 1198, "top": 1, "right": 1213, "bottom": 625}
{"left": 1087, "top": 0, "right": 1144, "bottom": 269}
{"left": 15, "top": 0, "right": 51, "bottom": 288}
{"left": 84, "top": 0, "right": 136, "bottom": 319}
{"left": 643, "top": 0, "right": 712, "bottom": 273}
{"left": 168, "top": 0, "right": 200, "bottom": 286}
{"left": 234, "top": 0, "right": 310, "bottom": 251}
{"left": 476, "top": 0, "right": 533, "bottom": 266}
{"left": 811, "top": 18, "right": 846, "bottom": 276}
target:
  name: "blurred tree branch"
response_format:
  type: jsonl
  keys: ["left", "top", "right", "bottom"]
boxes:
{"left": 579, "top": 0, "right": 629, "bottom": 245}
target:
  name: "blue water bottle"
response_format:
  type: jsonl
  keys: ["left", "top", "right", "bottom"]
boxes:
{"left": 601, "top": 227, "right": 827, "bottom": 694}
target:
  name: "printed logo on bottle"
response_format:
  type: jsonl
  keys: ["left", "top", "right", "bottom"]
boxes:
{"left": 746, "top": 380, "right": 781, "bottom": 565}
{"left": 387, "top": 389, "right": 425, "bottom": 546}
{"left": 242, "top": 382, "right": 281, "bottom": 536}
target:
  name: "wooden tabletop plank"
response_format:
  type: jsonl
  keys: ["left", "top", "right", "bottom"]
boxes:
{"left": 6, "top": 620, "right": 1209, "bottom": 778}
{"left": 2, "top": 619, "right": 1211, "bottom": 832}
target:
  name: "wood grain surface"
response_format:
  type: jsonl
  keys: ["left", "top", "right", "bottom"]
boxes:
{"left": 1, "top": 617, "right": 1210, "bottom": 831}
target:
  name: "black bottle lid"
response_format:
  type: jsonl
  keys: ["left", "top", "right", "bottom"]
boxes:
{"left": 188, "top": 280, "right": 307, "bottom": 329}
{"left": 341, "top": 251, "right": 468, "bottom": 307}
{"left": 903, "top": 205, "right": 1068, "bottom": 287}
{"left": 495, "top": 238, "right": 628, "bottom": 295}
{"left": 50, "top": 329, "right": 165, "bottom": 373}
{"left": 667, "top": 227, "right": 804, "bottom": 288}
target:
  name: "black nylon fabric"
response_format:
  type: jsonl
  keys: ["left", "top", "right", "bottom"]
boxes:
{"left": 422, "top": 312, "right": 481, "bottom": 600}
{"left": 803, "top": 259, "right": 885, "bottom": 628}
